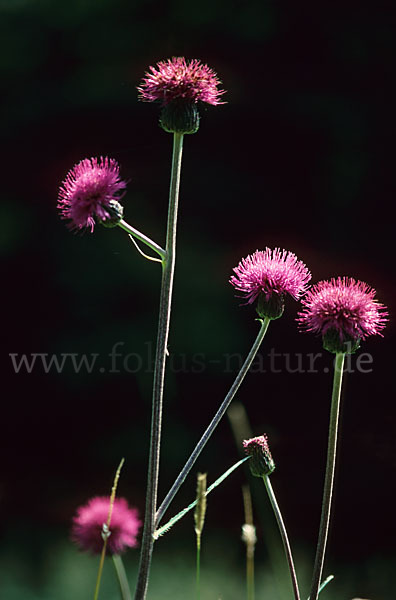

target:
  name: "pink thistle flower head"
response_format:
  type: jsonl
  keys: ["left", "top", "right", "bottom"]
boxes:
{"left": 58, "top": 157, "right": 127, "bottom": 232}
{"left": 137, "top": 57, "right": 226, "bottom": 134}
{"left": 297, "top": 277, "right": 388, "bottom": 354}
{"left": 230, "top": 248, "right": 311, "bottom": 320}
{"left": 243, "top": 435, "right": 275, "bottom": 477}
{"left": 71, "top": 496, "right": 141, "bottom": 555}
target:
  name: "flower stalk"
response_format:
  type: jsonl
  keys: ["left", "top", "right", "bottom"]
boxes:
{"left": 156, "top": 317, "right": 270, "bottom": 526}
{"left": 262, "top": 475, "right": 301, "bottom": 600}
{"left": 134, "top": 132, "right": 184, "bottom": 600}
{"left": 117, "top": 220, "right": 166, "bottom": 260}
{"left": 309, "top": 352, "right": 345, "bottom": 600}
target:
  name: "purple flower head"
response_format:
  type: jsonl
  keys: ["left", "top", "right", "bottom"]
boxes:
{"left": 138, "top": 57, "right": 225, "bottom": 106}
{"left": 71, "top": 496, "right": 141, "bottom": 555}
{"left": 243, "top": 435, "right": 275, "bottom": 477}
{"left": 138, "top": 57, "right": 225, "bottom": 134}
{"left": 58, "top": 157, "right": 127, "bottom": 232}
{"left": 230, "top": 248, "right": 311, "bottom": 320}
{"left": 297, "top": 277, "right": 388, "bottom": 353}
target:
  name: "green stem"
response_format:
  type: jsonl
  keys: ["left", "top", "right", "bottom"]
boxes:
{"left": 154, "top": 457, "right": 249, "bottom": 539}
{"left": 262, "top": 475, "right": 301, "bottom": 600}
{"left": 133, "top": 132, "right": 184, "bottom": 600}
{"left": 112, "top": 555, "right": 132, "bottom": 600}
{"left": 196, "top": 537, "right": 201, "bottom": 600}
{"left": 156, "top": 317, "right": 271, "bottom": 526}
{"left": 118, "top": 219, "right": 166, "bottom": 260}
{"left": 93, "top": 541, "right": 107, "bottom": 600}
{"left": 309, "top": 352, "right": 345, "bottom": 600}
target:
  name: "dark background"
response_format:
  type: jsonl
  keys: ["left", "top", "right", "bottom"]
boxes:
{"left": 2, "top": 1, "right": 396, "bottom": 598}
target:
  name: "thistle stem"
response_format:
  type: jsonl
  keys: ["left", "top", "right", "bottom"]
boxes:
{"left": 118, "top": 219, "right": 166, "bottom": 260}
{"left": 262, "top": 475, "right": 301, "bottom": 600}
{"left": 309, "top": 352, "right": 345, "bottom": 600}
{"left": 112, "top": 555, "right": 132, "bottom": 600}
{"left": 156, "top": 317, "right": 270, "bottom": 526}
{"left": 133, "top": 132, "right": 184, "bottom": 600}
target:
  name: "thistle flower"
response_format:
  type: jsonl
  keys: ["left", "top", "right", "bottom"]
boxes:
{"left": 297, "top": 277, "right": 388, "bottom": 353}
{"left": 243, "top": 435, "right": 275, "bottom": 477}
{"left": 71, "top": 496, "right": 141, "bottom": 555}
{"left": 230, "top": 248, "right": 311, "bottom": 320}
{"left": 58, "top": 157, "right": 126, "bottom": 232}
{"left": 138, "top": 57, "right": 225, "bottom": 134}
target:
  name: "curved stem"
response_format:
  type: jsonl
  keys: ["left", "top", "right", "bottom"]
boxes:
{"left": 154, "top": 457, "right": 249, "bottom": 539}
{"left": 309, "top": 352, "right": 345, "bottom": 600}
{"left": 262, "top": 475, "right": 301, "bottom": 600}
{"left": 112, "top": 555, "right": 132, "bottom": 600}
{"left": 118, "top": 219, "right": 166, "bottom": 260}
{"left": 156, "top": 317, "right": 270, "bottom": 526}
{"left": 133, "top": 133, "right": 184, "bottom": 600}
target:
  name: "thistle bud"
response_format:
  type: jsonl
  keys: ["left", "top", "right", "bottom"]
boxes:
{"left": 243, "top": 435, "right": 275, "bottom": 478}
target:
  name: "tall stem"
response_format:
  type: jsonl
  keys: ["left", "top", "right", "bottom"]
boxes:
{"left": 309, "top": 352, "right": 345, "bottom": 600}
{"left": 134, "top": 132, "right": 184, "bottom": 600}
{"left": 262, "top": 475, "right": 300, "bottom": 600}
{"left": 156, "top": 317, "right": 270, "bottom": 526}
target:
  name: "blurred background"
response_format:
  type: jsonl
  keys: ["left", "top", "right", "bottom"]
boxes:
{"left": 2, "top": 0, "right": 396, "bottom": 598}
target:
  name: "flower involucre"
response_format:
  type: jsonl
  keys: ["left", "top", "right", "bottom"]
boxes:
{"left": 243, "top": 435, "right": 275, "bottom": 477}
{"left": 58, "top": 157, "right": 126, "bottom": 232}
{"left": 297, "top": 277, "right": 388, "bottom": 351}
{"left": 230, "top": 248, "right": 311, "bottom": 319}
{"left": 138, "top": 57, "right": 225, "bottom": 106}
{"left": 71, "top": 496, "right": 141, "bottom": 555}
